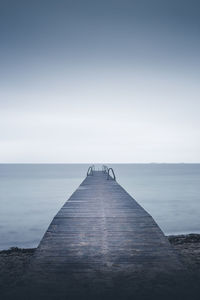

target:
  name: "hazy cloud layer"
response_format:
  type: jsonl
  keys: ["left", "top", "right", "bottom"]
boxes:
{"left": 0, "top": 0, "right": 200, "bottom": 162}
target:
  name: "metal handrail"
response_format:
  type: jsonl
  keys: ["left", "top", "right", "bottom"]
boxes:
{"left": 102, "top": 165, "right": 109, "bottom": 174}
{"left": 87, "top": 165, "right": 95, "bottom": 176}
{"left": 107, "top": 168, "right": 116, "bottom": 181}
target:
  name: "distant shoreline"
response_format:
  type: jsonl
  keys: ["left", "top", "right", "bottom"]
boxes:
{"left": 1, "top": 163, "right": 200, "bottom": 164}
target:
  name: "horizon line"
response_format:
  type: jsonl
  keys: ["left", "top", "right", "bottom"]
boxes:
{"left": 0, "top": 162, "right": 200, "bottom": 164}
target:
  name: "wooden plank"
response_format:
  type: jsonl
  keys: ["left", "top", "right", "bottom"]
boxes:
{"left": 24, "top": 170, "right": 184, "bottom": 299}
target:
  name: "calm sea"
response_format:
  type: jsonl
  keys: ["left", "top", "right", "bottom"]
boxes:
{"left": 0, "top": 164, "right": 200, "bottom": 250}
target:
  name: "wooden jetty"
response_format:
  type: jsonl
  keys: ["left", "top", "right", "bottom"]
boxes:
{"left": 21, "top": 166, "right": 184, "bottom": 300}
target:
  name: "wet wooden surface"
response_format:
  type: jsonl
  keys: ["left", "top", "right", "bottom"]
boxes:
{"left": 26, "top": 171, "right": 183, "bottom": 299}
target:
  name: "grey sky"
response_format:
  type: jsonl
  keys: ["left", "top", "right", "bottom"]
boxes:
{"left": 0, "top": 0, "right": 200, "bottom": 162}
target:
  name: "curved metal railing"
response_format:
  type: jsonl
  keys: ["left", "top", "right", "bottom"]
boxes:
{"left": 88, "top": 164, "right": 116, "bottom": 180}
{"left": 87, "top": 165, "right": 95, "bottom": 176}
{"left": 107, "top": 167, "right": 116, "bottom": 181}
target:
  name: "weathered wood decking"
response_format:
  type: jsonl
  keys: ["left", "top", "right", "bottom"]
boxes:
{"left": 25, "top": 170, "right": 183, "bottom": 299}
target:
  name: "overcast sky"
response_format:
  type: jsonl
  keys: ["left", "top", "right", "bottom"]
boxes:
{"left": 0, "top": 0, "right": 200, "bottom": 162}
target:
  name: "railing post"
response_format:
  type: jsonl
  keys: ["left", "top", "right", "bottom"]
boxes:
{"left": 87, "top": 166, "right": 94, "bottom": 176}
{"left": 102, "top": 165, "right": 109, "bottom": 174}
{"left": 107, "top": 168, "right": 116, "bottom": 181}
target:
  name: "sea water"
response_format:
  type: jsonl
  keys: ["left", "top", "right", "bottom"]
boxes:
{"left": 0, "top": 164, "right": 200, "bottom": 250}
